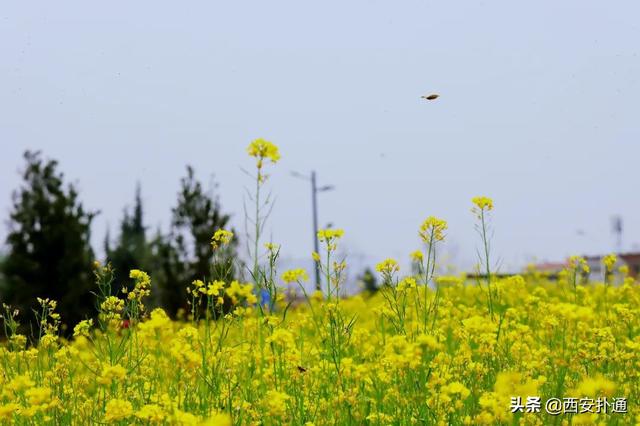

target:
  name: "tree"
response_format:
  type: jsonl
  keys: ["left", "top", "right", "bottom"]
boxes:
{"left": 147, "top": 228, "right": 186, "bottom": 316}
{"left": 1, "top": 151, "right": 96, "bottom": 335}
{"left": 359, "top": 267, "right": 379, "bottom": 294}
{"left": 155, "top": 166, "right": 238, "bottom": 316}
{"left": 0, "top": 253, "right": 7, "bottom": 296}
{"left": 105, "top": 184, "right": 152, "bottom": 294}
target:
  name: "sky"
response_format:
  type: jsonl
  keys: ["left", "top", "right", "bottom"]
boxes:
{"left": 1, "top": 1, "right": 639, "bottom": 275}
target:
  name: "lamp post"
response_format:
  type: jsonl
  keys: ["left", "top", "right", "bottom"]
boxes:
{"left": 292, "top": 170, "right": 334, "bottom": 290}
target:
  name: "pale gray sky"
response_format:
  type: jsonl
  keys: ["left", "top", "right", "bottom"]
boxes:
{"left": 1, "top": 1, "right": 639, "bottom": 273}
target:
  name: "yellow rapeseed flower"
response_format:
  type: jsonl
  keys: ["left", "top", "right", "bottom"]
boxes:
{"left": 442, "top": 382, "right": 471, "bottom": 399}
{"left": 603, "top": 253, "right": 617, "bottom": 273}
{"left": 419, "top": 216, "right": 447, "bottom": 243}
{"left": 247, "top": 138, "right": 280, "bottom": 169}
{"left": 472, "top": 196, "right": 494, "bottom": 211}
{"left": 129, "top": 269, "right": 150, "bottom": 285}
{"left": 568, "top": 255, "right": 590, "bottom": 274}
{"left": 264, "top": 242, "right": 280, "bottom": 252}
{"left": 397, "top": 277, "right": 417, "bottom": 292}
{"left": 135, "top": 404, "right": 166, "bottom": 422}
{"left": 376, "top": 258, "right": 400, "bottom": 275}
{"left": 0, "top": 403, "right": 20, "bottom": 420}
{"left": 206, "top": 280, "right": 225, "bottom": 296}
{"left": 73, "top": 319, "right": 93, "bottom": 337}
{"left": 97, "top": 364, "right": 127, "bottom": 386}
{"left": 211, "top": 229, "right": 234, "bottom": 250}
{"left": 410, "top": 250, "right": 424, "bottom": 262}
{"left": 573, "top": 375, "right": 617, "bottom": 397}
{"left": 264, "top": 390, "right": 290, "bottom": 417}
{"left": 104, "top": 399, "right": 133, "bottom": 423}
{"left": 281, "top": 268, "right": 309, "bottom": 283}
{"left": 202, "top": 412, "right": 232, "bottom": 426}
{"left": 127, "top": 269, "right": 151, "bottom": 308}
{"left": 25, "top": 386, "right": 52, "bottom": 406}
{"left": 317, "top": 228, "right": 344, "bottom": 242}
{"left": 100, "top": 296, "right": 124, "bottom": 313}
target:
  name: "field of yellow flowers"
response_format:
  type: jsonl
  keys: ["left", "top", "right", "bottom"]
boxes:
{"left": 1, "top": 140, "right": 638, "bottom": 425}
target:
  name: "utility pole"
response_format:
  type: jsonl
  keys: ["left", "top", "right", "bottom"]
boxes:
{"left": 612, "top": 215, "right": 623, "bottom": 253}
{"left": 311, "top": 171, "right": 320, "bottom": 287}
{"left": 292, "top": 170, "right": 334, "bottom": 290}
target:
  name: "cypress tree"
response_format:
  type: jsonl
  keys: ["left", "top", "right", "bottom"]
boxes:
{"left": 1, "top": 151, "right": 96, "bottom": 335}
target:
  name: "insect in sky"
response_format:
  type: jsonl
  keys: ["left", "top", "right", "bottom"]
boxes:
{"left": 421, "top": 94, "right": 439, "bottom": 101}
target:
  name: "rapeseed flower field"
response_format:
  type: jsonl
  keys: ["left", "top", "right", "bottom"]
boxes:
{"left": 1, "top": 141, "right": 638, "bottom": 425}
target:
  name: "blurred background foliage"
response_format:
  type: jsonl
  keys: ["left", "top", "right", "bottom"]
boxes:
{"left": 1, "top": 151, "right": 239, "bottom": 335}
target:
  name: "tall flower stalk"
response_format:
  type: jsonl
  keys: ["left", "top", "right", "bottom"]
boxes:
{"left": 603, "top": 253, "right": 617, "bottom": 319}
{"left": 472, "top": 196, "right": 495, "bottom": 319}
{"left": 416, "top": 216, "right": 447, "bottom": 331}
{"left": 245, "top": 138, "right": 280, "bottom": 288}
{"left": 566, "top": 255, "right": 589, "bottom": 304}
{"left": 315, "top": 228, "right": 345, "bottom": 301}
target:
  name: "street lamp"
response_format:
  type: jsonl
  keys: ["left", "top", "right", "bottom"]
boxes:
{"left": 291, "top": 170, "right": 334, "bottom": 290}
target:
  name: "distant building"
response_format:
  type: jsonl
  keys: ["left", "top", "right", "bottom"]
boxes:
{"left": 529, "top": 253, "right": 640, "bottom": 282}
{"left": 585, "top": 252, "right": 640, "bottom": 281}
{"left": 531, "top": 261, "right": 567, "bottom": 275}
{"left": 620, "top": 253, "right": 640, "bottom": 277}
